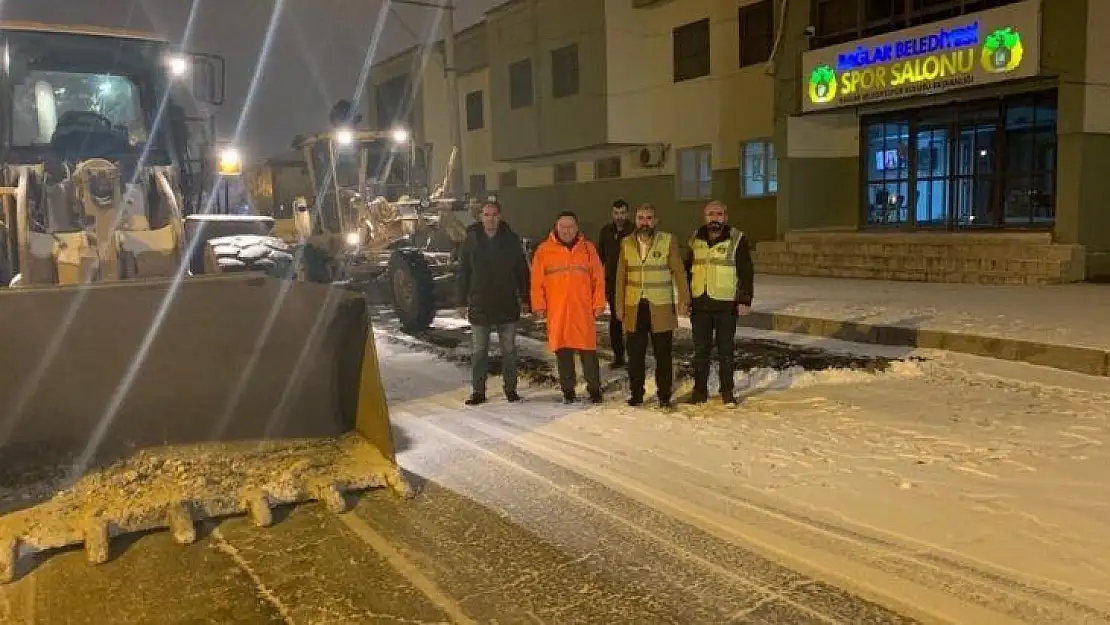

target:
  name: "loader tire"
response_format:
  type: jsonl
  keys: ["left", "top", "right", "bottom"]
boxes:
{"left": 205, "top": 234, "right": 296, "bottom": 279}
{"left": 388, "top": 249, "right": 436, "bottom": 334}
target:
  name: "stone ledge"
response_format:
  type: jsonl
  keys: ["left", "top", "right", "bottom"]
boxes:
{"left": 738, "top": 312, "right": 1110, "bottom": 377}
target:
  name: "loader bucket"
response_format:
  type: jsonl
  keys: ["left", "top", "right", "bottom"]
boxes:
{"left": 0, "top": 274, "right": 407, "bottom": 579}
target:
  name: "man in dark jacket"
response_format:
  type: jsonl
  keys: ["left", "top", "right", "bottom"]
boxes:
{"left": 456, "top": 200, "right": 531, "bottom": 405}
{"left": 596, "top": 199, "right": 634, "bottom": 367}
{"left": 684, "top": 200, "right": 754, "bottom": 406}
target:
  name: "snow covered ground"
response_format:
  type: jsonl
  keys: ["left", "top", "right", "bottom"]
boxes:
{"left": 377, "top": 318, "right": 1110, "bottom": 624}
{"left": 752, "top": 274, "right": 1110, "bottom": 351}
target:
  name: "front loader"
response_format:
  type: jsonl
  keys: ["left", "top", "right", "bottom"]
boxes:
{"left": 0, "top": 22, "right": 408, "bottom": 581}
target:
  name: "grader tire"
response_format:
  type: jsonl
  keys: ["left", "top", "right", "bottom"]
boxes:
{"left": 388, "top": 249, "right": 436, "bottom": 334}
{"left": 205, "top": 235, "right": 296, "bottom": 279}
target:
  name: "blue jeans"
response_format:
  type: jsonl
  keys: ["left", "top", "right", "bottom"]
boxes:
{"left": 471, "top": 323, "right": 518, "bottom": 395}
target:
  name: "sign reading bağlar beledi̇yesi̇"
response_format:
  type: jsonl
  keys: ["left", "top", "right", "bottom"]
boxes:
{"left": 800, "top": 0, "right": 1041, "bottom": 112}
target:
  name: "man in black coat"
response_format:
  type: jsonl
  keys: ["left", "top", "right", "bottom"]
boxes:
{"left": 456, "top": 199, "right": 531, "bottom": 405}
{"left": 596, "top": 199, "right": 634, "bottom": 367}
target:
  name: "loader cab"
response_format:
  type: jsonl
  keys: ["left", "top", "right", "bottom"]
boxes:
{"left": 0, "top": 24, "right": 225, "bottom": 286}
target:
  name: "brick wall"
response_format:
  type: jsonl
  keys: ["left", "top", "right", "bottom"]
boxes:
{"left": 755, "top": 232, "right": 1086, "bottom": 285}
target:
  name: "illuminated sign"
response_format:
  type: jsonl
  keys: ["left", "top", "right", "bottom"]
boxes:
{"left": 801, "top": 0, "right": 1041, "bottom": 112}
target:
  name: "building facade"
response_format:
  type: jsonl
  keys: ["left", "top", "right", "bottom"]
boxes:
{"left": 764, "top": 0, "right": 1110, "bottom": 284}
{"left": 365, "top": 0, "right": 781, "bottom": 248}
{"left": 368, "top": 0, "right": 1110, "bottom": 284}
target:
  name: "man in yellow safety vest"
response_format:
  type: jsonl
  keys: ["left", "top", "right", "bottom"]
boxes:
{"left": 615, "top": 203, "right": 690, "bottom": 408}
{"left": 685, "top": 200, "right": 754, "bottom": 406}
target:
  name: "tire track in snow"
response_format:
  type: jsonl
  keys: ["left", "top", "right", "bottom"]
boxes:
{"left": 398, "top": 413, "right": 862, "bottom": 625}
{"left": 446, "top": 403, "right": 1110, "bottom": 625}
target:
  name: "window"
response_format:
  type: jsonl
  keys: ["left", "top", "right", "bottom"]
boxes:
{"left": 374, "top": 74, "right": 411, "bottom": 130}
{"left": 469, "top": 174, "right": 487, "bottom": 199}
{"left": 594, "top": 156, "right": 621, "bottom": 180}
{"left": 811, "top": 0, "right": 1024, "bottom": 48}
{"left": 553, "top": 162, "right": 577, "bottom": 183}
{"left": 861, "top": 90, "right": 1057, "bottom": 229}
{"left": 465, "top": 90, "right": 484, "bottom": 130}
{"left": 673, "top": 18, "right": 710, "bottom": 82}
{"left": 499, "top": 170, "right": 517, "bottom": 189}
{"left": 741, "top": 140, "right": 777, "bottom": 197}
{"left": 509, "top": 58, "right": 533, "bottom": 109}
{"left": 676, "top": 147, "right": 712, "bottom": 200}
{"left": 551, "top": 44, "right": 579, "bottom": 99}
{"left": 739, "top": 1, "right": 774, "bottom": 68}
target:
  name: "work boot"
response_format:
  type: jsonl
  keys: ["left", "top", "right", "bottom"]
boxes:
{"left": 627, "top": 395, "right": 643, "bottom": 407}
{"left": 657, "top": 394, "right": 672, "bottom": 409}
{"left": 721, "top": 390, "right": 738, "bottom": 406}
{"left": 687, "top": 389, "right": 708, "bottom": 405}
{"left": 610, "top": 357, "right": 625, "bottom": 369}
{"left": 562, "top": 390, "right": 576, "bottom": 404}
{"left": 589, "top": 391, "right": 603, "bottom": 404}
{"left": 505, "top": 389, "right": 521, "bottom": 402}
{"left": 464, "top": 392, "right": 486, "bottom": 406}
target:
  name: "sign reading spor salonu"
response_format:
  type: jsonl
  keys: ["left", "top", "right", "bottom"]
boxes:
{"left": 801, "top": 0, "right": 1042, "bottom": 112}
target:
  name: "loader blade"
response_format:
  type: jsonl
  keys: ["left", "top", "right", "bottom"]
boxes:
{"left": 0, "top": 274, "right": 406, "bottom": 576}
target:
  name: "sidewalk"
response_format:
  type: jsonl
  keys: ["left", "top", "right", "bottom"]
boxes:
{"left": 743, "top": 275, "right": 1110, "bottom": 376}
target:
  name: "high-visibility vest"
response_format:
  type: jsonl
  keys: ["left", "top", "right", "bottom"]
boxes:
{"left": 689, "top": 229, "right": 742, "bottom": 301}
{"left": 622, "top": 232, "right": 674, "bottom": 305}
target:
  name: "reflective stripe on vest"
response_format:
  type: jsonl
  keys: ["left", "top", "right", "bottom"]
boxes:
{"left": 689, "top": 229, "right": 742, "bottom": 301}
{"left": 622, "top": 232, "right": 674, "bottom": 305}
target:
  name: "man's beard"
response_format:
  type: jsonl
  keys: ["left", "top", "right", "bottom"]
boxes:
{"left": 636, "top": 226, "right": 654, "bottom": 238}
{"left": 707, "top": 221, "right": 724, "bottom": 236}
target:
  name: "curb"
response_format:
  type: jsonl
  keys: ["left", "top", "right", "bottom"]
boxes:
{"left": 738, "top": 312, "right": 1110, "bottom": 377}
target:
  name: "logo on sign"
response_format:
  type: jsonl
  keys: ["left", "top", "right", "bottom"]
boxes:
{"left": 981, "top": 27, "right": 1023, "bottom": 73}
{"left": 808, "top": 64, "right": 838, "bottom": 104}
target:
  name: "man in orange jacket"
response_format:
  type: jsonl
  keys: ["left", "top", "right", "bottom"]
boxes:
{"left": 530, "top": 211, "right": 607, "bottom": 404}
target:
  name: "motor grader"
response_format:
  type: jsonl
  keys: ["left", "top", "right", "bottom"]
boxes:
{"left": 0, "top": 22, "right": 406, "bottom": 581}
{"left": 246, "top": 126, "right": 477, "bottom": 333}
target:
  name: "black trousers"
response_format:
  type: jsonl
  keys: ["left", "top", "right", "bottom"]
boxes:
{"left": 556, "top": 349, "right": 601, "bottom": 396}
{"left": 691, "top": 309, "right": 738, "bottom": 394}
{"left": 606, "top": 294, "right": 625, "bottom": 362}
{"left": 626, "top": 300, "right": 674, "bottom": 400}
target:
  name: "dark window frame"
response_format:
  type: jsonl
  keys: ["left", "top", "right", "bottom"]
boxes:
{"left": 553, "top": 162, "right": 577, "bottom": 184}
{"left": 739, "top": 0, "right": 775, "bottom": 68}
{"left": 810, "top": 0, "right": 1024, "bottom": 49}
{"left": 594, "top": 156, "right": 621, "bottom": 180}
{"left": 509, "top": 58, "right": 534, "bottom": 109}
{"left": 465, "top": 90, "right": 484, "bottom": 131}
{"left": 859, "top": 89, "right": 1057, "bottom": 231}
{"left": 551, "top": 44, "right": 580, "bottom": 99}
{"left": 673, "top": 18, "right": 710, "bottom": 82}
{"left": 469, "top": 173, "right": 487, "bottom": 199}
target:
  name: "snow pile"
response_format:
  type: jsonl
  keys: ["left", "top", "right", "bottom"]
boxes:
{"left": 0, "top": 435, "right": 400, "bottom": 553}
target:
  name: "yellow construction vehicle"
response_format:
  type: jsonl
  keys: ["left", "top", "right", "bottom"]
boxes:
{"left": 247, "top": 121, "right": 481, "bottom": 333}
{"left": 0, "top": 23, "right": 407, "bottom": 581}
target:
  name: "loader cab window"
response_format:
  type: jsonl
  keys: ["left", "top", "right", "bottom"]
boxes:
{"left": 2, "top": 30, "right": 170, "bottom": 168}
{"left": 13, "top": 72, "right": 144, "bottom": 148}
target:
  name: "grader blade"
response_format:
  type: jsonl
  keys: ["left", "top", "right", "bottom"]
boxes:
{"left": 0, "top": 274, "right": 407, "bottom": 580}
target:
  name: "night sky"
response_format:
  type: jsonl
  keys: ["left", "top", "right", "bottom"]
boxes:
{"left": 0, "top": 0, "right": 504, "bottom": 160}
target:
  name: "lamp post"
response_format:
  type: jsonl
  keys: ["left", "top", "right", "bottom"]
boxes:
{"left": 389, "top": 0, "right": 464, "bottom": 199}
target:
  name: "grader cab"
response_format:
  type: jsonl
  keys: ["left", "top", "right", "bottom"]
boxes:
{"left": 0, "top": 23, "right": 407, "bottom": 581}
{"left": 247, "top": 124, "right": 476, "bottom": 333}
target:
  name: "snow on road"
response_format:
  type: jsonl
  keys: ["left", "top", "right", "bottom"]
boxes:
{"left": 376, "top": 319, "right": 1110, "bottom": 624}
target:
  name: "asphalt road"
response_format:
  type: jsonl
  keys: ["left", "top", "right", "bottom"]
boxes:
{"left": 0, "top": 316, "right": 924, "bottom": 624}
{"left": 1, "top": 466, "right": 916, "bottom": 625}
